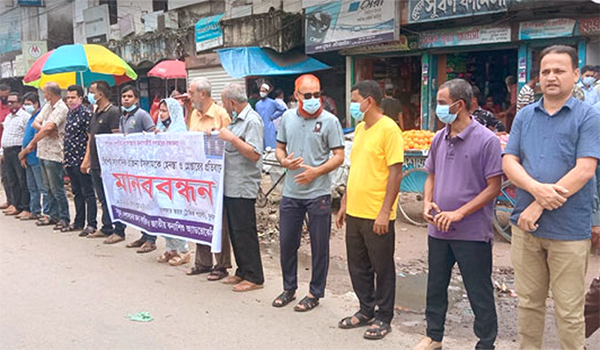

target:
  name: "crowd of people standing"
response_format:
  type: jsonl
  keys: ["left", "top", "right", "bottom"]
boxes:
{"left": 0, "top": 44, "right": 599, "bottom": 348}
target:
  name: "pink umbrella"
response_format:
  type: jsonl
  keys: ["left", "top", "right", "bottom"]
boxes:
{"left": 148, "top": 60, "right": 186, "bottom": 96}
{"left": 148, "top": 60, "right": 186, "bottom": 79}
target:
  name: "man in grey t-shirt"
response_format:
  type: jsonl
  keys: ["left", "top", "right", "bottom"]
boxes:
{"left": 111, "top": 86, "right": 157, "bottom": 253}
{"left": 272, "top": 74, "right": 344, "bottom": 311}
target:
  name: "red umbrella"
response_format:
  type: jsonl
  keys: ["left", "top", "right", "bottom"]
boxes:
{"left": 148, "top": 60, "right": 186, "bottom": 79}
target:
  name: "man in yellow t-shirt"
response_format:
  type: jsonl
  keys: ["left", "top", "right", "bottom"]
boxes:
{"left": 336, "top": 80, "right": 404, "bottom": 341}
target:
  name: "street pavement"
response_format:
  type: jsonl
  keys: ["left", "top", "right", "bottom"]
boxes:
{"left": 0, "top": 212, "right": 423, "bottom": 349}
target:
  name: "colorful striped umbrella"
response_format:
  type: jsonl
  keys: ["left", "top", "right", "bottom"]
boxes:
{"left": 23, "top": 44, "right": 137, "bottom": 88}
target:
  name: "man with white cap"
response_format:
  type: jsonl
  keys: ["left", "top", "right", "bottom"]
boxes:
{"left": 255, "top": 83, "right": 286, "bottom": 150}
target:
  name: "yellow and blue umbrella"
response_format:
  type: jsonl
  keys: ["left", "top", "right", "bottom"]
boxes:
{"left": 23, "top": 44, "right": 137, "bottom": 89}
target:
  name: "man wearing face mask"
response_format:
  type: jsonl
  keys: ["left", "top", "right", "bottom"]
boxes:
{"left": 272, "top": 74, "right": 344, "bottom": 312}
{"left": 0, "top": 84, "right": 12, "bottom": 210}
{"left": 20, "top": 92, "right": 49, "bottom": 221}
{"left": 63, "top": 85, "right": 96, "bottom": 236}
{"left": 21, "top": 83, "right": 71, "bottom": 231}
{"left": 1, "top": 92, "right": 31, "bottom": 217}
{"left": 81, "top": 81, "right": 123, "bottom": 242}
{"left": 336, "top": 80, "right": 404, "bottom": 341}
{"left": 578, "top": 65, "right": 599, "bottom": 106}
{"left": 218, "top": 83, "right": 265, "bottom": 292}
{"left": 256, "top": 83, "right": 286, "bottom": 150}
{"left": 414, "top": 79, "right": 502, "bottom": 350}
{"left": 116, "top": 85, "right": 157, "bottom": 253}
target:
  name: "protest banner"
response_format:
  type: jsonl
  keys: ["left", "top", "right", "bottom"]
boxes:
{"left": 95, "top": 132, "right": 225, "bottom": 252}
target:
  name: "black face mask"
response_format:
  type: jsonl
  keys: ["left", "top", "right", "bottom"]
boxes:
{"left": 162, "top": 117, "right": 172, "bottom": 129}
{"left": 0, "top": 96, "right": 7, "bottom": 105}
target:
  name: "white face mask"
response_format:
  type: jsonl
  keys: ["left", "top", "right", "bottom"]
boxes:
{"left": 259, "top": 92, "right": 268, "bottom": 98}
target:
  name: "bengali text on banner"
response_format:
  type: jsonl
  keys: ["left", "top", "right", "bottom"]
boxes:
{"left": 95, "top": 132, "right": 225, "bottom": 252}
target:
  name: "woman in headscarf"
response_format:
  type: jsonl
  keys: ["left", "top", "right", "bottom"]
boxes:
{"left": 156, "top": 98, "right": 191, "bottom": 265}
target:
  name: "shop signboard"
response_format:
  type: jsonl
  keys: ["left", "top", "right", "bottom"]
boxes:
{"left": 0, "top": 8, "right": 21, "bottom": 55}
{"left": 83, "top": 4, "right": 110, "bottom": 44}
{"left": 578, "top": 17, "right": 600, "bottom": 36}
{"left": 341, "top": 35, "right": 418, "bottom": 55}
{"left": 419, "top": 25, "right": 511, "bottom": 48}
{"left": 519, "top": 18, "right": 576, "bottom": 40}
{"left": 408, "top": 0, "right": 508, "bottom": 23}
{"left": 305, "top": 0, "right": 397, "bottom": 54}
{"left": 22, "top": 41, "right": 47, "bottom": 70}
{"left": 195, "top": 14, "right": 225, "bottom": 53}
{"left": 18, "top": 0, "right": 44, "bottom": 5}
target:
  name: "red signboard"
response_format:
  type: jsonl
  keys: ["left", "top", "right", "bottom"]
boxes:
{"left": 579, "top": 17, "right": 600, "bottom": 36}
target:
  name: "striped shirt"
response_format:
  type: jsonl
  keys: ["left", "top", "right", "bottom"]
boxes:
{"left": 516, "top": 84, "right": 535, "bottom": 112}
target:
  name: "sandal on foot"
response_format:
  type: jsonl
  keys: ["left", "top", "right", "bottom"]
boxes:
{"left": 61, "top": 223, "right": 83, "bottom": 233}
{"left": 272, "top": 290, "right": 296, "bottom": 308}
{"left": 158, "top": 251, "right": 177, "bottom": 263}
{"left": 232, "top": 280, "right": 264, "bottom": 292}
{"left": 339, "top": 312, "right": 374, "bottom": 329}
{"left": 207, "top": 268, "right": 229, "bottom": 281}
{"left": 294, "top": 295, "right": 320, "bottom": 312}
{"left": 36, "top": 216, "right": 58, "bottom": 226}
{"left": 136, "top": 242, "right": 156, "bottom": 254}
{"left": 186, "top": 266, "right": 212, "bottom": 276}
{"left": 168, "top": 251, "right": 191, "bottom": 266}
{"left": 223, "top": 275, "right": 244, "bottom": 285}
{"left": 363, "top": 320, "right": 392, "bottom": 340}
{"left": 126, "top": 239, "right": 145, "bottom": 248}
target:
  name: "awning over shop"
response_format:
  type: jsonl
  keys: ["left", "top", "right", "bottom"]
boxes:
{"left": 217, "top": 47, "right": 330, "bottom": 79}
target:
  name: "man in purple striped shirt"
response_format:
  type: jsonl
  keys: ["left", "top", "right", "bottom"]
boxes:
{"left": 414, "top": 79, "right": 503, "bottom": 350}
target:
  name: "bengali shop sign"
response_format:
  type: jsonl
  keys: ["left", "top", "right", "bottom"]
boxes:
{"left": 409, "top": 0, "right": 508, "bottom": 23}
{"left": 419, "top": 25, "right": 511, "bottom": 48}
{"left": 519, "top": 18, "right": 576, "bottom": 40}
{"left": 96, "top": 132, "right": 225, "bottom": 251}
{"left": 578, "top": 17, "right": 600, "bottom": 36}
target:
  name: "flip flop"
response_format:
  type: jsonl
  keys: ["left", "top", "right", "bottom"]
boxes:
{"left": 232, "top": 280, "right": 264, "bottom": 292}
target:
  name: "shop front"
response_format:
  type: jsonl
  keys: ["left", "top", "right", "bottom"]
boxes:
{"left": 346, "top": 36, "right": 422, "bottom": 130}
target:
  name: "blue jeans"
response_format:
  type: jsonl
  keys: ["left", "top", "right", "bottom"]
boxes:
{"left": 40, "top": 159, "right": 70, "bottom": 222}
{"left": 26, "top": 164, "right": 49, "bottom": 215}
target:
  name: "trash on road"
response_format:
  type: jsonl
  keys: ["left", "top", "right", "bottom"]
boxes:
{"left": 126, "top": 311, "right": 154, "bottom": 322}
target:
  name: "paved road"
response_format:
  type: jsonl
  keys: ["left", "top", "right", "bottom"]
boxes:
{"left": 0, "top": 212, "right": 424, "bottom": 349}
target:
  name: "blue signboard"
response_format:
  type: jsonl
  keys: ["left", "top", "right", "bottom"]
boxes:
{"left": 195, "top": 14, "right": 224, "bottom": 53}
{"left": 0, "top": 8, "right": 21, "bottom": 54}
{"left": 408, "top": 0, "right": 508, "bottom": 23}
{"left": 18, "top": 0, "right": 44, "bottom": 5}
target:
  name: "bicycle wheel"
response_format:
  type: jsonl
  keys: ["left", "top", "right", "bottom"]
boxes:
{"left": 397, "top": 168, "right": 428, "bottom": 227}
{"left": 493, "top": 180, "right": 516, "bottom": 243}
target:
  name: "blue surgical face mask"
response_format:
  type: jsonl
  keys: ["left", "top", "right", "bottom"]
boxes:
{"left": 582, "top": 76, "right": 596, "bottom": 86}
{"left": 436, "top": 101, "right": 459, "bottom": 124}
{"left": 87, "top": 93, "right": 96, "bottom": 105}
{"left": 349, "top": 102, "right": 364, "bottom": 122}
{"left": 121, "top": 104, "right": 136, "bottom": 113}
{"left": 302, "top": 97, "right": 321, "bottom": 114}
{"left": 231, "top": 111, "right": 238, "bottom": 118}
{"left": 23, "top": 104, "right": 35, "bottom": 114}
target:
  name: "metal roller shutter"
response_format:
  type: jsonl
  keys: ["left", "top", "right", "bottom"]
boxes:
{"left": 187, "top": 66, "right": 245, "bottom": 103}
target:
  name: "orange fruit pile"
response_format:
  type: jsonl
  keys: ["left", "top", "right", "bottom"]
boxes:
{"left": 402, "top": 129, "right": 435, "bottom": 150}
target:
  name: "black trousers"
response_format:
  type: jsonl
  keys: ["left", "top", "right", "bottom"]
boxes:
{"left": 346, "top": 215, "right": 396, "bottom": 324}
{"left": 91, "top": 169, "right": 126, "bottom": 236}
{"left": 224, "top": 196, "right": 264, "bottom": 285}
{"left": 426, "top": 236, "right": 498, "bottom": 349}
{"left": 0, "top": 158, "right": 12, "bottom": 205}
{"left": 279, "top": 195, "right": 331, "bottom": 298}
{"left": 66, "top": 166, "right": 97, "bottom": 229}
{"left": 3, "top": 146, "right": 29, "bottom": 211}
